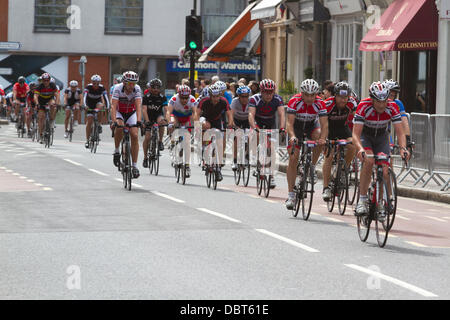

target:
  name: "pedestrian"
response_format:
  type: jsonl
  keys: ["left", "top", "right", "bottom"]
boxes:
{"left": 249, "top": 80, "right": 259, "bottom": 95}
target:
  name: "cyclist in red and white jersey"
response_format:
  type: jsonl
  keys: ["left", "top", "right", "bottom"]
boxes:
{"left": 285, "top": 79, "right": 328, "bottom": 210}
{"left": 13, "top": 76, "right": 29, "bottom": 121}
{"left": 353, "top": 81, "right": 410, "bottom": 216}
{"left": 111, "top": 71, "right": 142, "bottom": 179}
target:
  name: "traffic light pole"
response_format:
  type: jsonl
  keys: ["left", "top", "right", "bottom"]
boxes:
{"left": 189, "top": 8, "right": 196, "bottom": 91}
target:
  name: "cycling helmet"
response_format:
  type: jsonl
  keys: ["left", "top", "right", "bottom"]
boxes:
{"left": 91, "top": 74, "right": 102, "bottom": 82}
{"left": 122, "top": 71, "right": 139, "bottom": 83}
{"left": 18, "top": 76, "right": 26, "bottom": 84}
{"left": 300, "top": 79, "right": 320, "bottom": 94}
{"left": 148, "top": 78, "right": 163, "bottom": 89}
{"left": 115, "top": 76, "right": 122, "bottom": 83}
{"left": 236, "top": 86, "right": 251, "bottom": 96}
{"left": 29, "top": 82, "right": 37, "bottom": 90}
{"left": 260, "top": 79, "right": 276, "bottom": 92}
{"left": 334, "top": 81, "right": 351, "bottom": 97}
{"left": 384, "top": 79, "right": 400, "bottom": 92}
{"left": 215, "top": 81, "right": 227, "bottom": 92}
{"left": 369, "top": 81, "right": 390, "bottom": 101}
{"left": 208, "top": 84, "right": 221, "bottom": 96}
{"left": 177, "top": 85, "right": 191, "bottom": 97}
{"left": 41, "top": 73, "right": 51, "bottom": 80}
{"left": 50, "top": 77, "right": 56, "bottom": 84}
{"left": 69, "top": 80, "right": 78, "bottom": 87}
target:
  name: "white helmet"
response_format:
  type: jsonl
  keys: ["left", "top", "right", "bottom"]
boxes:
{"left": 215, "top": 81, "right": 227, "bottom": 92}
{"left": 69, "top": 80, "right": 78, "bottom": 87}
{"left": 91, "top": 74, "right": 102, "bottom": 82}
{"left": 50, "top": 77, "right": 56, "bottom": 84}
{"left": 122, "top": 71, "right": 139, "bottom": 83}
{"left": 300, "top": 79, "right": 320, "bottom": 94}
{"left": 369, "top": 81, "right": 390, "bottom": 101}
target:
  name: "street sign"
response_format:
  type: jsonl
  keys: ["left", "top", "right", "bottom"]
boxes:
{"left": 0, "top": 68, "right": 13, "bottom": 75}
{"left": 0, "top": 42, "right": 21, "bottom": 51}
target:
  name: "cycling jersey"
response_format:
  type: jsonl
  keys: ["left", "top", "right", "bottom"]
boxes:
{"left": 230, "top": 97, "right": 249, "bottom": 121}
{"left": 248, "top": 93, "right": 284, "bottom": 128}
{"left": 13, "top": 83, "right": 29, "bottom": 99}
{"left": 35, "top": 83, "right": 58, "bottom": 105}
{"left": 143, "top": 93, "right": 167, "bottom": 123}
{"left": 198, "top": 96, "right": 230, "bottom": 130}
{"left": 169, "top": 94, "right": 197, "bottom": 118}
{"left": 325, "top": 96, "right": 357, "bottom": 139}
{"left": 6, "top": 92, "right": 13, "bottom": 106}
{"left": 0, "top": 88, "right": 5, "bottom": 98}
{"left": 112, "top": 83, "right": 142, "bottom": 114}
{"left": 65, "top": 88, "right": 82, "bottom": 106}
{"left": 287, "top": 94, "right": 327, "bottom": 122}
{"left": 394, "top": 99, "right": 407, "bottom": 117}
{"left": 353, "top": 98, "right": 402, "bottom": 137}
{"left": 84, "top": 84, "right": 107, "bottom": 109}
{"left": 223, "top": 91, "right": 233, "bottom": 104}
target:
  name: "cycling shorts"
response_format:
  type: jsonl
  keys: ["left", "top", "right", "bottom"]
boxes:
{"left": 234, "top": 118, "right": 250, "bottom": 129}
{"left": 116, "top": 111, "right": 137, "bottom": 126}
{"left": 361, "top": 132, "right": 390, "bottom": 156}
{"left": 294, "top": 119, "right": 319, "bottom": 140}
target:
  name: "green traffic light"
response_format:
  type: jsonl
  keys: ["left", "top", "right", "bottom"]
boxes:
{"left": 189, "top": 41, "right": 197, "bottom": 50}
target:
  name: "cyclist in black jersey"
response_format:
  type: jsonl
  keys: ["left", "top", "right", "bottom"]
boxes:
{"left": 64, "top": 80, "right": 82, "bottom": 138}
{"left": 83, "top": 75, "right": 107, "bottom": 148}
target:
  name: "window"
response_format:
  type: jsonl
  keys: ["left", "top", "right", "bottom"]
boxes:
{"left": 34, "top": 0, "right": 71, "bottom": 33}
{"left": 105, "top": 0, "right": 143, "bottom": 35}
{"left": 201, "top": 0, "right": 247, "bottom": 46}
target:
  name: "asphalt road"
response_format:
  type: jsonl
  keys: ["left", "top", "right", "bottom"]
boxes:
{"left": 1, "top": 123, "right": 450, "bottom": 300}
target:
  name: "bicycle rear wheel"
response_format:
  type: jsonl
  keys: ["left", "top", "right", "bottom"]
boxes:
{"left": 181, "top": 165, "right": 187, "bottom": 185}
{"left": 212, "top": 166, "right": 218, "bottom": 190}
{"left": 348, "top": 159, "right": 359, "bottom": 205}
{"left": 327, "top": 182, "right": 336, "bottom": 213}
{"left": 69, "top": 115, "right": 74, "bottom": 142}
{"left": 234, "top": 166, "right": 241, "bottom": 185}
{"left": 206, "top": 166, "right": 212, "bottom": 188}
{"left": 357, "top": 214, "right": 371, "bottom": 242}
{"left": 337, "top": 165, "right": 349, "bottom": 215}
{"left": 126, "top": 143, "right": 132, "bottom": 191}
{"left": 242, "top": 164, "right": 250, "bottom": 187}
{"left": 154, "top": 147, "right": 160, "bottom": 176}
{"left": 263, "top": 175, "right": 270, "bottom": 198}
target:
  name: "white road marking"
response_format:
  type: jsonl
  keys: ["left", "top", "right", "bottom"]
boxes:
{"left": 151, "top": 191, "right": 185, "bottom": 203}
{"left": 34, "top": 183, "right": 43, "bottom": 187}
{"left": 405, "top": 241, "right": 428, "bottom": 248}
{"left": 197, "top": 208, "right": 242, "bottom": 224}
{"left": 396, "top": 215, "right": 411, "bottom": 221}
{"left": 88, "top": 169, "right": 109, "bottom": 177}
{"left": 400, "top": 197, "right": 450, "bottom": 210}
{"left": 425, "top": 216, "right": 447, "bottom": 223}
{"left": 265, "top": 199, "right": 277, "bottom": 204}
{"left": 15, "top": 151, "right": 37, "bottom": 157}
{"left": 27, "top": 179, "right": 35, "bottom": 183}
{"left": 19, "top": 176, "right": 27, "bottom": 179}
{"left": 256, "top": 229, "right": 320, "bottom": 253}
{"left": 326, "top": 217, "right": 344, "bottom": 223}
{"left": 64, "top": 159, "right": 83, "bottom": 166}
{"left": 133, "top": 183, "right": 143, "bottom": 188}
{"left": 345, "top": 264, "right": 438, "bottom": 298}
{"left": 115, "top": 178, "right": 123, "bottom": 182}
{"left": 5, "top": 169, "right": 13, "bottom": 173}
{"left": 12, "top": 173, "right": 19, "bottom": 176}
{"left": 443, "top": 217, "right": 450, "bottom": 220}
{"left": 398, "top": 208, "right": 415, "bottom": 214}
{"left": 43, "top": 187, "right": 53, "bottom": 191}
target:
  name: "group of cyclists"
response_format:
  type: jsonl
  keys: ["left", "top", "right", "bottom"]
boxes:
{"left": 0, "top": 70, "right": 413, "bottom": 220}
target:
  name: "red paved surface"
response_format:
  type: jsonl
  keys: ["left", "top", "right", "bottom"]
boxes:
{"left": 0, "top": 168, "right": 43, "bottom": 193}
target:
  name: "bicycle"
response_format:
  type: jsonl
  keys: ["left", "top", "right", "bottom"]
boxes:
{"left": 347, "top": 157, "right": 360, "bottom": 206}
{"left": 145, "top": 122, "right": 168, "bottom": 176}
{"left": 87, "top": 108, "right": 102, "bottom": 153}
{"left": 30, "top": 109, "right": 38, "bottom": 142}
{"left": 66, "top": 105, "right": 75, "bottom": 142}
{"left": 325, "top": 139, "right": 352, "bottom": 215}
{"left": 356, "top": 153, "right": 402, "bottom": 248}
{"left": 202, "top": 128, "right": 226, "bottom": 190}
{"left": 291, "top": 138, "right": 317, "bottom": 221}
{"left": 255, "top": 128, "right": 282, "bottom": 198}
{"left": 233, "top": 128, "right": 250, "bottom": 187}
{"left": 112, "top": 123, "right": 141, "bottom": 191}
{"left": 16, "top": 102, "right": 26, "bottom": 138}
{"left": 169, "top": 125, "right": 194, "bottom": 185}
{"left": 41, "top": 105, "right": 53, "bottom": 148}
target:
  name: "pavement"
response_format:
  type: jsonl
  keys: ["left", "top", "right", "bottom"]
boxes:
{"left": 1, "top": 122, "right": 450, "bottom": 300}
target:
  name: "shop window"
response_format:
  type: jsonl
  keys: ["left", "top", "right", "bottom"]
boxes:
{"left": 105, "top": 0, "right": 143, "bottom": 35}
{"left": 34, "top": 0, "right": 71, "bottom": 33}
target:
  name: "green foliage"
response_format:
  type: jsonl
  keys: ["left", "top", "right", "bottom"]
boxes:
{"left": 279, "top": 80, "right": 297, "bottom": 103}
{"left": 304, "top": 67, "right": 313, "bottom": 79}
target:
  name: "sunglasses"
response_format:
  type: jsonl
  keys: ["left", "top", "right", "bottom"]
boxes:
{"left": 261, "top": 90, "right": 274, "bottom": 94}
{"left": 240, "top": 95, "right": 249, "bottom": 98}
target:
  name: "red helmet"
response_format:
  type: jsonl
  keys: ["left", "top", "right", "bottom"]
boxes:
{"left": 177, "top": 85, "right": 191, "bottom": 97}
{"left": 260, "top": 79, "right": 276, "bottom": 92}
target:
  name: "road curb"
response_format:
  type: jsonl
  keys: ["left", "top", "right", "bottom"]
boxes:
{"left": 277, "top": 164, "right": 450, "bottom": 205}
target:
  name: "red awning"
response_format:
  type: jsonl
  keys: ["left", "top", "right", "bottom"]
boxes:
{"left": 360, "top": 0, "right": 438, "bottom": 52}
{"left": 199, "top": 2, "right": 258, "bottom": 62}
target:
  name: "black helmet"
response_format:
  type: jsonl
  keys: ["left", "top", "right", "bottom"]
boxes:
{"left": 148, "top": 78, "right": 163, "bottom": 89}
{"left": 334, "top": 81, "right": 351, "bottom": 97}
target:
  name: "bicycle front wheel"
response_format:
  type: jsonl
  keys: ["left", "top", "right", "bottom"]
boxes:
{"left": 337, "top": 165, "right": 349, "bottom": 215}
{"left": 242, "top": 164, "right": 250, "bottom": 187}
{"left": 348, "top": 159, "right": 359, "bottom": 205}
{"left": 234, "top": 166, "right": 241, "bottom": 185}
{"left": 327, "top": 182, "right": 336, "bottom": 213}
{"left": 386, "top": 168, "right": 397, "bottom": 232}
{"left": 263, "top": 175, "right": 270, "bottom": 198}
{"left": 375, "top": 179, "right": 389, "bottom": 248}
{"left": 301, "top": 164, "right": 314, "bottom": 221}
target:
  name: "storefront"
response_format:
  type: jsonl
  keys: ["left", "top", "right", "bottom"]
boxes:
{"left": 360, "top": 0, "right": 439, "bottom": 114}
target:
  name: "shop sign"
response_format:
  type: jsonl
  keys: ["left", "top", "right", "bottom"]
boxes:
{"left": 166, "top": 59, "right": 260, "bottom": 74}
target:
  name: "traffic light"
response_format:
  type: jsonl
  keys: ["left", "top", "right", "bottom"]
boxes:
{"left": 185, "top": 15, "right": 203, "bottom": 53}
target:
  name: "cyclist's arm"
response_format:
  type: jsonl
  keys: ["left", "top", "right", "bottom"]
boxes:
{"left": 352, "top": 123, "right": 364, "bottom": 154}
{"left": 286, "top": 113, "right": 296, "bottom": 142}
{"left": 192, "top": 106, "right": 199, "bottom": 122}
{"left": 393, "top": 122, "right": 406, "bottom": 151}
{"left": 401, "top": 117, "right": 411, "bottom": 136}
{"left": 34, "top": 92, "right": 40, "bottom": 106}
{"left": 277, "top": 105, "right": 286, "bottom": 130}
{"left": 13, "top": 88, "right": 18, "bottom": 102}
{"left": 102, "top": 92, "right": 110, "bottom": 110}
{"left": 111, "top": 99, "right": 118, "bottom": 123}
{"left": 248, "top": 107, "right": 257, "bottom": 129}
{"left": 166, "top": 105, "right": 173, "bottom": 123}
{"left": 142, "top": 104, "right": 149, "bottom": 123}
{"left": 318, "top": 116, "right": 328, "bottom": 144}
{"left": 63, "top": 93, "right": 68, "bottom": 106}
{"left": 226, "top": 109, "right": 234, "bottom": 128}
{"left": 135, "top": 98, "right": 142, "bottom": 123}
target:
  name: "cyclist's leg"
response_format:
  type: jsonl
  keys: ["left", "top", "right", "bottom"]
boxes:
{"left": 49, "top": 99, "right": 57, "bottom": 121}
{"left": 14, "top": 101, "right": 20, "bottom": 118}
{"left": 38, "top": 108, "right": 45, "bottom": 137}
{"left": 114, "top": 112, "right": 125, "bottom": 150}
{"left": 311, "top": 124, "right": 322, "bottom": 165}
{"left": 25, "top": 107, "right": 31, "bottom": 132}
{"left": 359, "top": 135, "right": 375, "bottom": 197}
{"left": 143, "top": 122, "right": 152, "bottom": 159}
{"left": 64, "top": 106, "right": 71, "bottom": 131}
{"left": 157, "top": 115, "right": 166, "bottom": 144}
{"left": 345, "top": 137, "right": 356, "bottom": 167}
